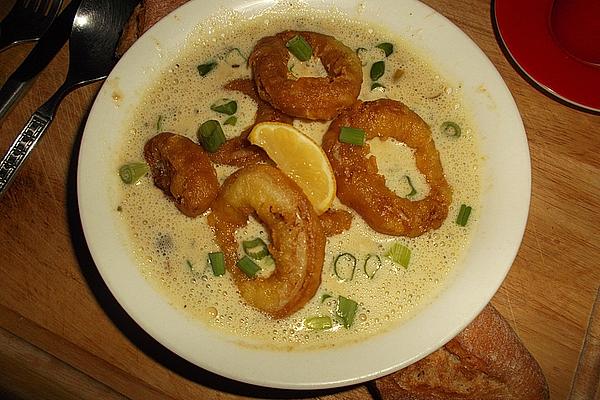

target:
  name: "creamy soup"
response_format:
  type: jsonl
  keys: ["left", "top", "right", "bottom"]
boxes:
{"left": 116, "top": 3, "right": 481, "bottom": 350}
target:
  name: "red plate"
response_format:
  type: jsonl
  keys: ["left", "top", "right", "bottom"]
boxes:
{"left": 493, "top": 0, "right": 600, "bottom": 112}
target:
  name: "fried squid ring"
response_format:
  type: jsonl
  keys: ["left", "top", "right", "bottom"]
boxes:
{"left": 208, "top": 79, "right": 294, "bottom": 167}
{"left": 249, "top": 30, "right": 362, "bottom": 120}
{"left": 207, "top": 164, "right": 325, "bottom": 318}
{"left": 321, "top": 99, "right": 452, "bottom": 237}
{"left": 144, "top": 132, "right": 219, "bottom": 217}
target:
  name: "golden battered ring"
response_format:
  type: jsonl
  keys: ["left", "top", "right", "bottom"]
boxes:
{"left": 207, "top": 164, "right": 325, "bottom": 318}
{"left": 249, "top": 30, "right": 362, "bottom": 120}
{"left": 321, "top": 99, "right": 452, "bottom": 237}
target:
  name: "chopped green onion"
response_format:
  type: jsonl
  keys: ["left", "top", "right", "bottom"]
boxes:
{"left": 208, "top": 252, "right": 225, "bottom": 276}
{"left": 370, "top": 61, "right": 385, "bottom": 80}
{"left": 456, "top": 204, "right": 472, "bottom": 226}
{"left": 405, "top": 175, "right": 417, "bottom": 197}
{"left": 210, "top": 99, "right": 237, "bottom": 115}
{"left": 376, "top": 42, "right": 394, "bottom": 57}
{"left": 197, "top": 120, "right": 226, "bottom": 153}
{"left": 339, "top": 126, "right": 366, "bottom": 146}
{"left": 363, "top": 254, "right": 382, "bottom": 279}
{"left": 320, "top": 293, "right": 333, "bottom": 303}
{"left": 356, "top": 47, "right": 368, "bottom": 56}
{"left": 286, "top": 35, "right": 313, "bottom": 61}
{"left": 186, "top": 260, "right": 194, "bottom": 271}
{"left": 334, "top": 253, "right": 357, "bottom": 282}
{"left": 304, "top": 316, "right": 333, "bottom": 330}
{"left": 236, "top": 255, "right": 261, "bottom": 278}
{"left": 260, "top": 255, "right": 275, "bottom": 270}
{"left": 356, "top": 47, "right": 368, "bottom": 66}
{"left": 371, "top": 82, "right": 386, "bottom": 90}
{"left": 156, "top": 115, "right": 163, "bottom": 132}
{"left": 119, "top": 162, "right": 149, "bottom": 185}
{"left": 242, "top": 238, "right": 270, "bottom": 260}
{"left": 385, "top": 242, "right": 411, "bottom": 268}
{"left": 441, "top": 121, "right": 461, "bottom": 137}
{"left": 223, "top": 47, "right": 247, "bottom": 66}
{"left": 337, "top": 296, "right": 358, "bottom": 328}
{"left": 223, "top": 116, "right": 237, "bottom": 126}
{"left": 197, "top": 61, "right": 217, "bottom": 76}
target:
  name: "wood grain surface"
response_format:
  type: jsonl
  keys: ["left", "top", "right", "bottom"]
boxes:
{"left": 1, "top": 1, "right": 599, "bottom": 399}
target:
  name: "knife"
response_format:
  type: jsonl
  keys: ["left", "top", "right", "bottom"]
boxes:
{"left": 0, "top": 0, "right": 81, "bottom": 121}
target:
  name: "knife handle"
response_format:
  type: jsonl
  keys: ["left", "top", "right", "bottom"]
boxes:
{"left": 0, "top": 79, "right": 30, "bottom": 121}
{"left": 0, "top": 111, "right": 52, "bottom": 197}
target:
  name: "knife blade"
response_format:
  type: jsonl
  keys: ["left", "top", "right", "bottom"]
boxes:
{"left": 0, "top": 0, "right": 81, "bottom": 121}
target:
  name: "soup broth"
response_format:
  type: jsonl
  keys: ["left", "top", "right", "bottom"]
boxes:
{"left": 117, "top": 3, "right": 481, "bottom": 350}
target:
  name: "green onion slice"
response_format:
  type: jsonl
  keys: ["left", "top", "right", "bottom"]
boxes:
{"left": 286, "top": 35, "right": 313, "bottom": 61}
{"left": 334, "top": 253, "right": 357, "bottom": 282}
{"left": 210, "top": 99, "right": 237, "bottom": 115}
{"left": 242, "top": 238, "right": 270, "bottom": 260}
{"left": 320, "top": 293, "right": 333, "bottom": 303}
{"left": 186, "top": 260, "right": 194, "bottom": 271}
{"left": 339, "top": 126, "right": 366, "bottom": 146}
{"left": 223, "top": 116, "right": 237, "bottom": 126}
{"left": 119, "top": 162, "right": 149, "bottom": 185}
{"left": 376, "top": 42, "right": 394, "bottom": 57}
{"left": 156, "top": 115, "right": 163, "bottom": 132}
{"left": 304, "top": 316, "right": 333, "bottom": 330}
{"left": 223, "top": 47, "right": 247, "bottom": 66}
{"left": 371, "top": 82, "right": 386, "bottom": 90}
{"left": 197, "top": 61, "right": 217, "bottom": 76}
{"left": 236, "top": 255, "right": 261, "bottom": 278}
{"left": 363, "top": 254, "right": 382, "bottom": 279}
{"left": 385, "top": 242, "right": 411, "bottom": 268}
{"left": 441, "top": 121, "right": 461, "bottom": 137}
{"left": 356, "top": 47, "right": 368, "bottom": 56}
{"left": 456, "top": 204, "right": 472, "bottom": 226}
{"left": 356, "top": 47, "right": 368, "bottom": 66}
{"left": 370, "top": 60, "right": 385, "bottom": 81}
{"left": 208, "top": 252, "right": 225, "bottom": 276}
{"left": 197, "top": 120, "right": 226, "bottom": 153}
{"left": 405, "top": 175, "right": 417, "bottom": 197}
{"left": 337, "top": 296, "right": 358, "bottom": 328}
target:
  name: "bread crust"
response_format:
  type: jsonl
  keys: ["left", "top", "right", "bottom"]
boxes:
{"left": 116, "top": 0, "right": 189, "bottom": 56}
{"left": 375, "top": 305, "right": 549, "bottom": 400}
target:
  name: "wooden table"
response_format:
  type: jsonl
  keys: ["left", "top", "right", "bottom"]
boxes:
{"left": 1, "top": 1, "right": 599, "bottom": 399}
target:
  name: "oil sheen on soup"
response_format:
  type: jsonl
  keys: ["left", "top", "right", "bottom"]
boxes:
{"left": 117, "top": 4, "right": 481, "bottom": 350}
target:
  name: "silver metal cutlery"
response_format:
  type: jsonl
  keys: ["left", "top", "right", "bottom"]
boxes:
{"left": 0, "top": 0, "right": 80, "bottom": 121}
{"left": 0, "top": 0, "right": 63, "bottom": 51}
{"left": 0, "top": 0, "right": 138, "bottom": 197}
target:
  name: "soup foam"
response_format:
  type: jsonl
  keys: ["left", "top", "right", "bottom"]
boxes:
{"left": 116, "top": 3, "right": 481, "bottom": 351}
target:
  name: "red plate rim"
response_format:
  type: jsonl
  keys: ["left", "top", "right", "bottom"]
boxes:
{"left": 493, "top": 0, "right": 600, "bottom": 112}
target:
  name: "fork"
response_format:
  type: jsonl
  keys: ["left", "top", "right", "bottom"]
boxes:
{"left": 0, "top": 0, "right": 63, "bottom": 51}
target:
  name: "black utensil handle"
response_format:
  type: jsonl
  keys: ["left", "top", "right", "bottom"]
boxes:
{"left": 0, "top": 78, "right": 30, "bottom": 121}
{"left": 0, "top": 111, "right": 52, "bottom": 197}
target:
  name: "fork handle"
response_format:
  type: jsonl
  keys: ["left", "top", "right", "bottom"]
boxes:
{"left": 0, "top": 79, "right": 72, "bottom": 197}
{"left": 0, "top": 111, "right": 52, "bottom": 197}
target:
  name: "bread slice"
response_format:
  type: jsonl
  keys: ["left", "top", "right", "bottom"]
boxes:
{"left": 116, "top": 0, "right": 189, "bottom": 56}
{"left": 374, "top": 305, "right": 549, "bottom": 400}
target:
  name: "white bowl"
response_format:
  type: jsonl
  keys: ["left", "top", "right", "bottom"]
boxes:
{"left": 78, "top": 0, "right": 529, "bottom": 390}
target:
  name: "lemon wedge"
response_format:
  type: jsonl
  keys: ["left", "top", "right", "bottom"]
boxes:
{"left": 248, "top": 122, "right": 336, "bottom": 215}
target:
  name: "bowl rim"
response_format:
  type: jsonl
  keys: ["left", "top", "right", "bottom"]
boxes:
{"left": 77, "top": 0, "right": 530, "bottom": 389}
